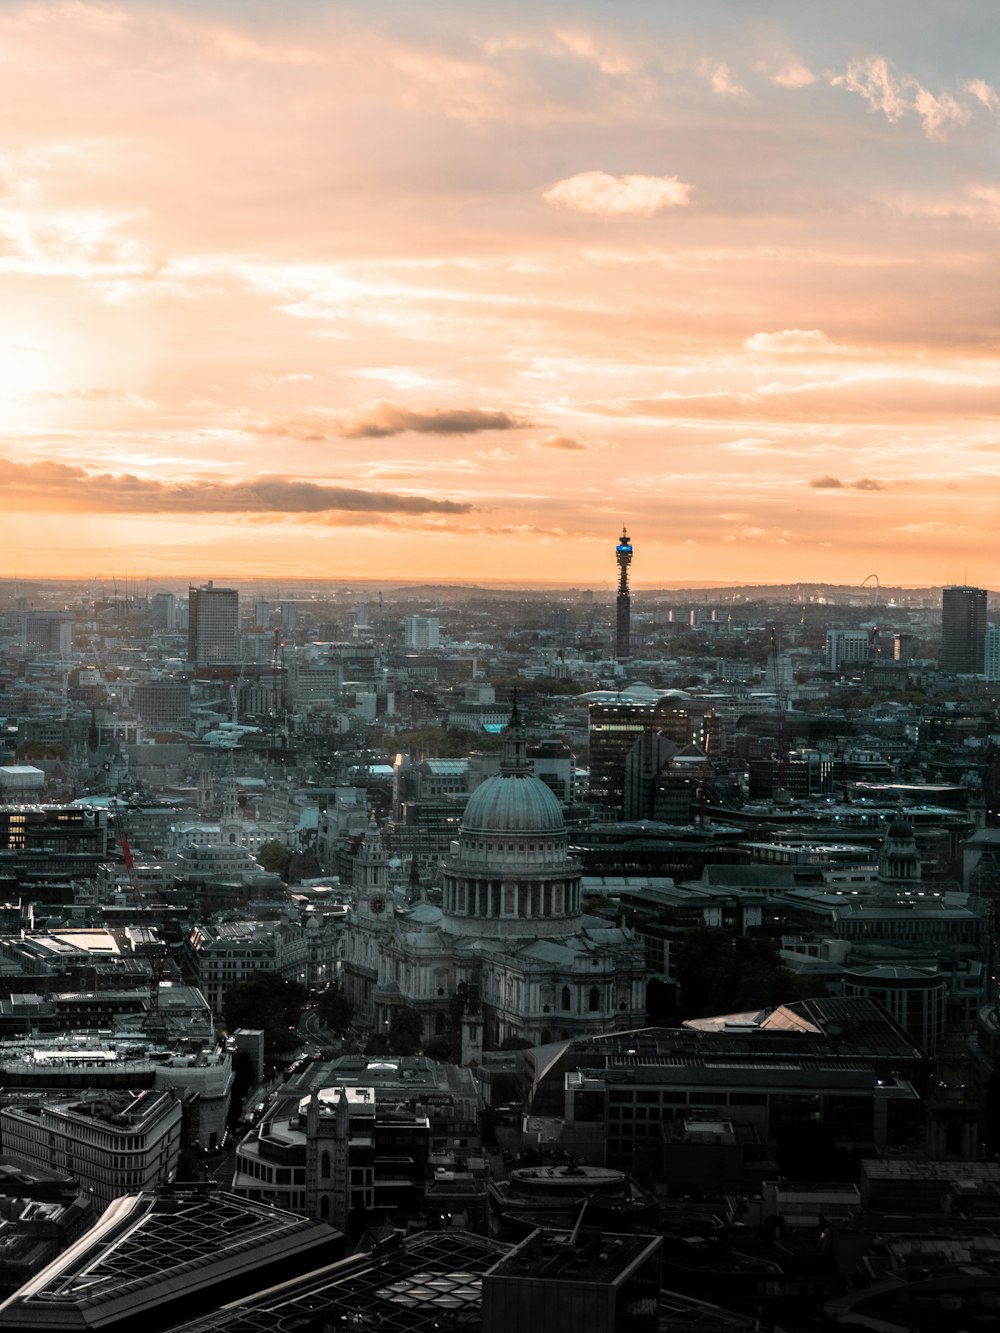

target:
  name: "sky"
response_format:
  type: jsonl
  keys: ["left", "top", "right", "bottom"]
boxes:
{"left": 1, "top": 0, "right": 999, "bottom": 588}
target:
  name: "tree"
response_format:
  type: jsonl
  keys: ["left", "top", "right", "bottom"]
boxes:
{"left": 388, "top": 1005, "right": 423, "bottom": 1056}
{"left": 499, "top": 1035, "right": 532, "bottom": 1051}
{"left": 16, "top": 741, "right": 68, "bottom": 760}
{"left": 646, "top": 978, "right": 677, "bottom": 1025}
{"left": 672, "top": 926, "right": 819, "bottom": 1020}
{"left": 582, "top": 894, "right": 614, "bottom": 916}
{"left": 256, "top": 839, "right": 292, "bottom": 879}
{"left": 223, "top": 970, "right": 307, "bottom": 1055}
{"left": 316, "top": 988, "right": 353, "bottom": 1033}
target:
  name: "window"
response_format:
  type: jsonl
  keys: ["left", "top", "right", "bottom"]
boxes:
{"left": 588, "top": 987, "right": 600, "bottom": 1012}
{"left": 320, "top": 1151, "right": 330, "bottom": 1179}
{"left": 561, "top": 986, "right": 571, "bottom": 1011}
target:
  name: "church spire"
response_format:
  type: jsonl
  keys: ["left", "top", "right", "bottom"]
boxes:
{"left": 500, "top": 690, "right": 529, "bottom": 775}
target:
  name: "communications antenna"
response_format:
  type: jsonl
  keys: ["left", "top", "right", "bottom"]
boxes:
{"left": 769, "top": 625, "right": 788, "bottom": 781}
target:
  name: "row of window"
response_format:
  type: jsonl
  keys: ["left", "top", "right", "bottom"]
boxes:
{"left": 608, "top": 1090, "right": 769, "bottom": 1108}
{"left": 239, "top": 1155, "right": 307, "bottom": 1186}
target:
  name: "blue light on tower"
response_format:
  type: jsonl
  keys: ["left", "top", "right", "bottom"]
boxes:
{"left": 615, "top": 527, "right": 632, "bottom": 660}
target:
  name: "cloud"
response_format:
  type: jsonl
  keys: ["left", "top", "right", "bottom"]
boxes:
{"left": 534, "top": 433, "right": 588, "bottom": 451}
{"left": 0, "top": 459, "right": 473, "bottom": 517}
{"left": 771, "top": 59, "right": 815, "bottom": 90}
{"left": 834, "top": 56, "right": 907, "bottom": 123}
{"left": 832, "top": 55, "right": 972, "bottom": 140}
{"left": 744, "top": 329, "right": 847, "bottom": 356}
{"left": 33, "top": 387, "right": 157, "bottom": 409}
{"left": 337, "top": 402, "right": 529, "bottom": 439}
{"left": 809, "top": 475, "right": 884, "bottom": 491}
{"left": 543, "top": 171, "right": 691, "bottom": 218}
{"left": 967, "top": 79, "right": 1000, "bottom": 113}
{"left": 709, "top": 63, "right": 747, "bottom": 98}
{"left": 912, "top": 86, "right": 971, "bottom": 141}
{"left": 254, "top": 402, "right": 530, "bottom": 440}
{"left": 553, "top": 29, "right": 633, "bottom": 76}
{"left": 589, "top": 375, "right": 1000, "bottom": 426}
{"left": 249, "top": 372, "right": 315, "bottom": 388}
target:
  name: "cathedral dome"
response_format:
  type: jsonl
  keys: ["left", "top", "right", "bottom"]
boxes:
{"left": 462, "top": 771, "right": 564, "bottom": 835}
{"left": 441, "top": 699, "right": 581, "bottom": 937}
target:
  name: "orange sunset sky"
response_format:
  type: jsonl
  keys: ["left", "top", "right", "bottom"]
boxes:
{"left": 1, "top": 1, "right": 999, "bottom": 588}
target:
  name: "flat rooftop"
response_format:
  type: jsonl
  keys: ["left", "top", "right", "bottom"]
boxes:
{"left": 0, "top": 1186, "right": 337, "bottom": 1331}
{"left": 490, "top": 1226, "right": 660, "bottom": 1286}
{"left": 167, "top": 1230, "right": 510, "bottom": 1333}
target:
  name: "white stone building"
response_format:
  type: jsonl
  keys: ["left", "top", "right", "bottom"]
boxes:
{"left": 0, "top": 1089, "right": 182, "bottom": 1213}
{"left": 345, "top": 706, "right": 647, "bottom": 1055}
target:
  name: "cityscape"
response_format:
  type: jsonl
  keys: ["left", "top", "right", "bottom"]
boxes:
{"left": 3, "top": 2, "right": 1000, "bottom": 1330}
{"left": 0, "top": 546, "right": 995, "bottom": 1330}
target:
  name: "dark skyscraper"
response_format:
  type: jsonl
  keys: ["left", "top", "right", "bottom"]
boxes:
{"left": 615, "top": 527, "right": 632, "bottom": 661}
{"left": 940, "top": 585, "right": 987, "bottom": 674}
{"left": 188, "top": 581, "right": 240, "bottom": 666}
{"left": 588, "top": 697, "right": 691, "bottom": 814}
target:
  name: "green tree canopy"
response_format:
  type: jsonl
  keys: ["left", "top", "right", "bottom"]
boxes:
{"left": 499, "top": 1035, "right": 533, "bottom": 1051}
{"left": 388, "top": 1005, "right": 424, "bottom": 1056}
{"left": 223, "top": 970, "right": 307, "bottom": 1055}
{"left": 256, "top": 839, "right": 292, "bottom": 879}
{"left": 16, "top": 741, "right": 68, "bottom": 760}
{"left": 673, "top": 926, "right": 825, "bottom": 1021}
{"left": 316, "top": 988, "right": 353, "bottom": 1033}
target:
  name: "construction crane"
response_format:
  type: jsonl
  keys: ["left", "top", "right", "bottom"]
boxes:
{"left": 111, "top": 798, "right": 163, "bottom": 1027}
{"left": 769, "top": 625, "right": 788, "bottom": 783}
{"left": 269, "top": 628, "right": 286, "bottom": 751}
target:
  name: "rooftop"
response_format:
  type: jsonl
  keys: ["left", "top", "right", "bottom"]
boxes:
{"left": 0, "top": 1186, "right": 336, "bottom": 1331}
{"left": 167, "top": 1229, "right": 510, "bottom": 1333}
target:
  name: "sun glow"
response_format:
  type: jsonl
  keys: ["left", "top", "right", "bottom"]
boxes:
{"left": 0, "top": 3, "right": 995, "bottom": 584}
{"left": 0, "top": 321, "right": 75, "bottom": 431}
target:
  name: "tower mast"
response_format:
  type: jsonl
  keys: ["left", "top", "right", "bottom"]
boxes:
{"left": 615, "top": 527, "right": 633, "bottom": 662}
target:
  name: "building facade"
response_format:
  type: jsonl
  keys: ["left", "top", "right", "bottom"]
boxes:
{"left": 185, "top": 923, "right": 276, "bottom": 1020}
{"left": 188, "top": 582, "right": 240, "bottom": 666}
{"left": 940, "top": 585, "right": 987, "bottom": 674}
{"left": 0, "top": 1089, "right": 182, "bottom": 1212}
{"left": 588, "top": 697, "right": 692, "bottom": 813}
{"left": 826, "top": 629, "right": 871, "bottom": 673}
{"left": 357, "top": 706, "right": 648, "bottom": 1051}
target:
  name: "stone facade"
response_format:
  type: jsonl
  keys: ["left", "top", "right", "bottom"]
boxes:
{"left": 346, "top": 706, "right": 647, "bottom": 1054}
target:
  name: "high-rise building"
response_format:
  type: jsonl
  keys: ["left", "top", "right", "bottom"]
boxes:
{"left": 150, "top": 591, "right": 176, "bottom": 631}
{"left": 985, "top": 625, "right": 1000, "bottom": 682}
{"left": 18, "top": 609, "right": 74, "bottom": 656}
{"left": 187, "top": 581, "right": 239, "bottom": 665}
{"left": 826, "top": 628, "right": 870, "bottom": 672}
{"left": 615, "top": 527, "right": 632, "bottom": 661}
{"left": 588, "top": 698, "right": 692, "bottom": 813}
{"left": 940, "top": 585, "right": 987, "bottom": 674}
{"left": 404, "top": 615, "right": 440, "bottom": 649}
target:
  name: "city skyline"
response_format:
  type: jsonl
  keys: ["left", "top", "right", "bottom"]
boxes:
{"left": 1, "top": 2, "right": 998, "bottom": 585}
